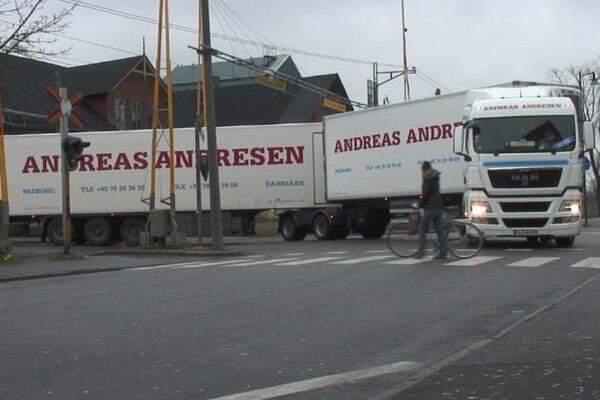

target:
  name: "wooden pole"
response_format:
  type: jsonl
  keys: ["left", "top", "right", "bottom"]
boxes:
{"left": 195, "top": 0, "right": 204, "bottom": 244}
{"left": 59, "top": 86, "right": 72, "bottom": 255}
{"left": 149, "top": 0, "right": 164, "bottom": 215}
{"left": 164, "top": 0, "right": 177, "bottom": 246}
{"left": 401, "top": 0, "right": 411, "bottom": 101}
{"left": 200, "top": 0, "right": 224, "bottom": 250}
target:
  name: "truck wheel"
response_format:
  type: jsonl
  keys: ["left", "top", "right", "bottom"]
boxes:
{"left": 313, "top": 214, "right": 333, "bottom": 240}
{"left": 120, "top": 217, "right": 146, "bottom": 246}
{"left": 360, "top": 226, "right": 386, "bottom": 239}
{"left": 83, "top": 218, "right": 113, "bottom": 246}
{"left": 280, "top": 216, "right": 306, "bottom": 241}
{"left": 556, "top": 236, "right": 575, "bottom": 248}
{"left": 46, "top": 218, "right": 64, "bottom": 245}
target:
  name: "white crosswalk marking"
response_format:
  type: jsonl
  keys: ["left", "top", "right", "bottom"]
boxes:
{"left": 276, "top": 257, "right": 343, "bottom": 266}
{"left": 331, "top": 255, "right": 395, "bottom": 264}
{"left": 283, "top": 253, "right": 306, "bottom": 256}
{"left": 223, "top": 258, "right": 299, "bottom": 267}
{"left": 385, "top": 256, "right": 434, "bottom": 265}
{"left": 324, "top": 251, "right": 350, "bottom": 255}
{"left": 571, "top": 257, "right": 600, "bottom": 269}
{"left": 177, "top": 259, "right": 253, "bottom": 269}
{"left": 445, "top": 256, "right": 502, "bottom": 266}
{"left": 506, "top": 257, "right": 560, "bottom": 268}
{"left": 506, "top": 248, "right": 533, "bottom": 252}
{"left": 133, "top": 259, "right": 249, "bottom": 271}
{"left": 366, "top": 250, "right": 391, "bottom": 254}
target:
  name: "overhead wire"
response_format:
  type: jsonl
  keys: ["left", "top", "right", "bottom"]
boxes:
{"left": 210, "top": 0, "right": 253, "bottom": 60}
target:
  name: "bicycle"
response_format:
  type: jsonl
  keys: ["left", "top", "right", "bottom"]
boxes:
{"left": 386, "top": 203, "right": 483, "bottom": 259}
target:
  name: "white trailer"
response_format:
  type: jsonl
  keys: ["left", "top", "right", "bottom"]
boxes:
{"left": 279, "top": 81, "right": 594, "bottom": 247}
{"left": 5, "top": 123, "right": 325, "bottom": 245}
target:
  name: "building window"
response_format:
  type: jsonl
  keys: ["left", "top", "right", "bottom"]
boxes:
{"left": 114, "top": 98, "right": 127, "bottom": 130}
{"left": 132, "top": 101, "right": 143, "bottom": 129}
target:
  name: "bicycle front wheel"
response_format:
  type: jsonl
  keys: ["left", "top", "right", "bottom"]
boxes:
{"left": 386, "top": 221, "right": 421, "bottom": 258}
{"left": 445, "top": 221, "right": 483, "bottom": 259}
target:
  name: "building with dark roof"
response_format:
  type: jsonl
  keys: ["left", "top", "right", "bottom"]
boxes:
{"left": 0, "top": 53, "right": 165, "bottom": 134}
{"left": 172, "top": 55, "right": 353, "bottom": 128}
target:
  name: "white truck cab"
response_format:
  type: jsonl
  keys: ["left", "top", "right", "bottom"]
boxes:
{"left": 454, "top": 85, "right": 595, "bottom": 246}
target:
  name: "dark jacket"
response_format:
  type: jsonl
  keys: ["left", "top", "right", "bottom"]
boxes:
{"left": 422, "top": 169, "right": 444, "bottom": 210}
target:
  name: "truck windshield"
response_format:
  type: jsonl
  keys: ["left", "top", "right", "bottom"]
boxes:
{"left": 472, "top": 115, "right": 577, "bottom": 154}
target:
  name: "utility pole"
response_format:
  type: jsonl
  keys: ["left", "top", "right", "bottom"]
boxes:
{"left": 372, "top": 62, "right": 379, "bottom": 107}
{"left": 149, "top": 0, "right": 164, "bottom": 217}
{"left": 200, "top": 0, "right": 224, "bottom": 250}
{"left": 0, "top": 83, "right": 11, "bottom": 254}
{"left": 59, "top": 86, "right": 72, "bottom": 255}
{"left": 401, "top": 0, "right": 411, "bottom": 101}
{"left": 194, "top": 0, "right": 204, "bottom": 245}
{"left": 164, "top": 0, "right": 177, "bottom": 246}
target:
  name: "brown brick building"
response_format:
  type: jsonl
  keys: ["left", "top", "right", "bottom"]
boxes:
{"left": 0, "top": 53, "right": 165, "bottom": 134}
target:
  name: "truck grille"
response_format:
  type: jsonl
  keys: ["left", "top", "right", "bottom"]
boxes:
{"left": 499, "top": 202, "right": 551, "bottom": 212}
{"left": 488, "top": 168, "right": 562, "bottom": 188}
{"left": 503, "top": 218, "right": 549, "bottom": 228}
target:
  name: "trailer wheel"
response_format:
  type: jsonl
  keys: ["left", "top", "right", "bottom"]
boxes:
{"left": 120, "top": 217, "right": 146, "bottom": 246}
{"left": 46, "top": 218, "right": 64, "bottom": 245}
{"left": 83, "top": 218, "right": 113, "bottom": 246}
{"left": 360, "top": 226, "right": 386, "bottom": 239}
{"left": 280, "top": 216, "right": 306, "bottom": 241}
{"left": 313, "top": 214, "right": 333, "bottom": 240}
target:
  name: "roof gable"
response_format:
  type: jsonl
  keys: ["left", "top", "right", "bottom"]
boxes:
{"left": 64, "top": 55, "right": 144, "bottom": 95}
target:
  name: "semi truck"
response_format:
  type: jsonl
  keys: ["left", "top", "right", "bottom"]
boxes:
{"left": 279, "top": 81, "right": 595, "bottom": 247}
{"left": 4, "top": 123, "right": 326, "bottom": 245}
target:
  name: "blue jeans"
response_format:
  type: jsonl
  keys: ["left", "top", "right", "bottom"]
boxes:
{"left": 418, "top": 208, "right": 447, "bottom": 256}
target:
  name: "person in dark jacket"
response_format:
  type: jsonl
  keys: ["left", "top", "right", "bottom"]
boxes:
{"left": 416, "top": 161, "right": 448, "bottom": 259}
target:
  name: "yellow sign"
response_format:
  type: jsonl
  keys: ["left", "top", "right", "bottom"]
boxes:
{"left": 255, "top": 75, "right": 286, "bottom": 92}
{"left": 323, "top": 98, "right": 347, "bottom": 112}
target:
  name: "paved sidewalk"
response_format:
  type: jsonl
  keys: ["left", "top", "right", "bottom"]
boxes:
{"left": 390, "top": 274, "right": 600, "bottom": 399}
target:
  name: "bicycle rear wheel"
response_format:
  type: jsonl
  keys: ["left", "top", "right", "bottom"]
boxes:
{"left": 445, "top": 221, "right": 483, "bottom": 259}
{"left": 386, "top": 221, "right": 421, "bottom": 258}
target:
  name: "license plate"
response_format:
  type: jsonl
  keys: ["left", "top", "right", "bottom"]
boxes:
{"left": 514, "top": 229, "right": 538, "bottom": 236}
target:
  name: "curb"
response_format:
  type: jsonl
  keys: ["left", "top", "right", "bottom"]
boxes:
{"left": 0, "top": 266, "right": 128, "bottom": 283}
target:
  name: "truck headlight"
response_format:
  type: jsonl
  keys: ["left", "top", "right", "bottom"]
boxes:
{"left": 470, "top": 201, "right": 491, "bottom": 217}
{"left": 559, "top": 199, "right": 581, "bottom": 215}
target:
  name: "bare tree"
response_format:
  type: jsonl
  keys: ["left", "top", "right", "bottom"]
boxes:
{"left": 548, "top": 57, "right": 600, "bottom": 214}
{"left": 0, "top": 0, "right": 75, "bottom": 57}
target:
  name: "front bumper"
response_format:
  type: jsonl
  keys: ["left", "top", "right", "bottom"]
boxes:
{"left": 466, "top": 190, "right": 582, "bottom": 238}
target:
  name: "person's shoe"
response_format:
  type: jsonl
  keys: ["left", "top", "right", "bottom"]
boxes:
{"left": 434, "top": 254, "right": 448, "bottom": 260}
{"left": 413, "top": 252, "right": 424, "bottom": 259}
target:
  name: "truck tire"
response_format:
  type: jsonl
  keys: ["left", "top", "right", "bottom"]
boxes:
{"left": 313, "top": 214, "right": 333, "bottom": 240}
{"left": 46, "top": 218, "right": 79, "bottom": 245}
{"left": 556, "top": 236, "right": 575, "bottom": 248}
{"left": 333, "top": 227, "right": 350, "bottom": 240}
{"left": 280, "top": 216, "right": 306, "bottom": 241}
{"left": 46, "top": 218, "right": 64, "bottom": 245}
{"left": 83, "top": 218, "right": 113, "bottom": 246}
{"left": 120, "top": 217, "right": 146, "bottom": 246}
{"left": 360, "top": 226, "right": 386, "bottom": 239}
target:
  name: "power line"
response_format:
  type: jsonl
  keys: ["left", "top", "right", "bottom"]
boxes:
{"left": 58, "top": 0, "right": 405, "bottom": 68}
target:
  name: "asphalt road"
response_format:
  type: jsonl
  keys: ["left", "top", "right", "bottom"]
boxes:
{"left": 1, "top": 230, "right": 600, "bottom": 400}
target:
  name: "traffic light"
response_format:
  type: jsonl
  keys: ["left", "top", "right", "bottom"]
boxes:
{"left": 199, "top": 154, "right": 209, "bottom": 180}
{"left": 63, "top": 136, "right": 90, "bottom": 171}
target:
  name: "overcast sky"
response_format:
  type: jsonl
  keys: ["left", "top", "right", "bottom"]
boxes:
{"left": 44, "top": 0, "right": 600, "bottom": 104}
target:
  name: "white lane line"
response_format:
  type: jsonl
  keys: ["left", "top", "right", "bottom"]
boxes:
{"left": 571, "top": 257, "right": 600, "bottom": 270}
{"left": 177, "top": 259, "right": 254, "bottom": 269}
{"left": 445, "top": 256, "right": 502, "bottom": 266}
{"left": 366, "top": 250, "right": 391, "bottom": 254}
{"left": 132, "top": 261, "right": 219, "bottom": 271}
{"left": 331, "top": 255, "right": 395, "bottom": 265}
{"left": 206, "top": 360, "right": 422, "bottom": 400}
{"left": 276, "top": 257, "right": 343, "bottom": 266}
{"left": 222, "top": 258, "right": 300, "bottom": 267}
{"left": 283, "top": 253, "right": 306, "bottom": 256}
{"left": 385, "top": 256, "right": 434, "bottom": 265}
{"left": 506, "top": 257, "right": 560, "bottom": 268}
{"left": 246, "top": 255, "right": 265, "bottom": 258}
{"left": 323, "top": 251, "right": 350, "bottom": 255}
{"left": 506, "top": 248, "right": 533, "bottom": 252}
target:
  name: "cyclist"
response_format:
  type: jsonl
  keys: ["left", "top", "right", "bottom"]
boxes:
{"left": 416, "top": 161, "right": 448, "bottom": 259}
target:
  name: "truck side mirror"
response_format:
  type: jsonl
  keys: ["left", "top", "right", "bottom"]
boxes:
{"left": 584, "top": 121, "right": 595, "bottom": 152}
{"left": 453, "top": 125, "right": 464, "bottom": 155}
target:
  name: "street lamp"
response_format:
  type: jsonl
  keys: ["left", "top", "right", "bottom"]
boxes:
{"left": 578, "top": 70, "right": 598, "bottom": 226}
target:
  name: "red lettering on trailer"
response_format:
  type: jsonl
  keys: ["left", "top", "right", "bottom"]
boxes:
{"left": 21, "top": 146, "right": 306, "bottom": 174}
